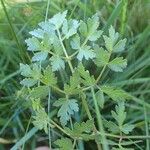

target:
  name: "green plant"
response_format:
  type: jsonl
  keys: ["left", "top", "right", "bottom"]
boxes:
{"left": 18, "top": 10, "right": 135, "bottom": 150}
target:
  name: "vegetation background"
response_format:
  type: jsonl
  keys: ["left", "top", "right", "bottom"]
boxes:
{"left": 0, "top": 0, "right": 150, "bottom": 149}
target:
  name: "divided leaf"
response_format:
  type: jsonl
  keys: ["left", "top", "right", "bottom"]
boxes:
{"left": 49, "top": 10, "right": 67, "bottom": 29}
{"left": 33, "top": 108, "right": 49, "bottom": 133}
{"left": 113, "top": 39, "right": 127, "bottom": 52}
{"left": 20, "top": 63, "right": 32, "bottom": 77}
{"left": 70, "top": 35, "right": 96, "bottom": 61}
{"left": 31, "top": 98, "right": 41, "bottom": 111}
{"left": 50, "top": 56, "right": 65, "bottom": 71}
{"left": 20, "top": 78, "right": 37, "bottom": 87}
{"left": 103, "top": 26, "right": 119, "bottom": 52}
{"left": 64, "top": 120, "right": 94, "bottom": 140}
{"left": 94, "top": 46, "right": 110, "bottom": 67}
{"left": 95, "top": 89, "right": 105, "bottom": 108}
{"left": 77, "top": 63, "right": 96, "bottom": 86}
{"left": 64, "top": 71, "right": 80, "bottom": 95}
{"left": 70, "top": 34, "right": 80, "bottom": 50}
{"left": 108, "top": 57, "right": 127, "bottom": 72}
{"left": 111, "top": 101, "right": 126, "bottom": 127}
{"left": 29, "top": 86, "right": 49, "bottom": 99}
{"left": 101, "top": 86, "right": 131, "bottom": 101}
{"left": 62, "top": 19, "right": 79, "bottom": 39}
{"left": 111, "top": 101, "right": 134, "bottom": 134}
{"left": 20, "top": 63, "right": 41, "bottom": 87}
{"left": 53, "top": 98, "right": 79, "bottom": 126}
{"left": 25, "top": 37, "right": 41, "bottom": 52}
{"left": 29, "top": 28, "right": 44, "bottom": 39}
{"left": 103, "top": 26, "right": 127, "bottom": 53}
{"left": 77, "top": 45, "right": 96, "bottom": 61}
{"left": 105, "top": 102, "right": 134, "bottom": 135}
{"left": 79, "top": 13, "right": 102, "bottom": 41}
{"left": 32, "top": 51, "right": 48, "bottom": 62}
{"left": 54, "top": 138, "right": 73, "bottom": 150}
{"left": 103, "top": 119, "right": 120, "bottom": 134}
{"left": 41, "top": 66, "right": 57, "bottom": 86}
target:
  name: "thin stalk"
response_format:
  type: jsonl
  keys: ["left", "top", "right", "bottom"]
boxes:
{"left": 69, "top": 0, "right": 80, "bottom": 19}
{"left": 91, "top": 87, "right": 109, "bottom": 150}
{"left": 39, "top": 79, "right": 66, "bottom": 95}
{"left": 80, "top": 92, "right": 102, "bottom": 150}
{"left": 45, "top": 0, "right": 50, "bottom": 22}
{"left": 57, "top": 29, "right": 74, "bottom": 73}
{"left": 49, "top": 120, "right": 71, "bottom": 138}
{"left": 48, "top": 88, "right": 52, "bottom": 150}
{"left": 22, "top": 116, "right": 32, "bottom": 150}
{"left": 80, "top": 92, "right": 93, "bottom": 120}
{"left": 97, "top": 132, "right": 150, "bottom": 139}
{"left": 96, "top": 65, "right": 107, "bottom": 83}
{"left": 52, "top": 86, "right": 65, "bottom": 94}
{"left": 73, "top": 139, "right": 77, "bottom": 149}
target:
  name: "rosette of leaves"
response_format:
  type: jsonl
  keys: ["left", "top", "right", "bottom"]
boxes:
{"left": 19, "top": 10, "right": 135, "bottom": 149}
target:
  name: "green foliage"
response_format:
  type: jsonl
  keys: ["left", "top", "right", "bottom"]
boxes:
{"left": 41, "top": 65, "right": 57, "bottom": 86}
{"left": 32, "top": 108, "right": 49, "bottom": 133}
{"left": 53, "top": 98, "right": 79, "bottom": 126}
{"left": 64, "top": 70, "right": 80, "bottom": 95}
{"left": 62, "top": 19, "right": 79, "bottom": 39}
{"left": 108, "top": 57, "right": 127, "bottom": 72}
{"left": 54, "top": 138, "right": 73, "bottom": 150}
{"left": 94, "top": 46, "right": 110, "bottom": 67}
{"left": 29, "top": 86, "right": 49, "bottom": 99}
{"left": 77, "top": 63, "right": 96, "bottom": 86}
{"left": 50, "top": 56, "right": 65, "bottom": 71}
{"left": 79, "top": 13, "right": 103, "bottom": 41}
{"left": 64, "top": 120, "right": 94, "bottom": 141}
{"left": 31, "top": 98, "right": 41, "bottom": 111}
{"left": 17, "top": 9, "right": 141, "bottom": 150}
{"left": 1, "top": 1, "right": 149, "bottom": 150}
{"left": 50, "top": 10, "right": 67, "bottom": 29}
{"left": 96, "top": 89, "right": 105, "bottom": 109}
{"left": 101, "top": 86, "right": 131, "bottom": 101}
{"left": 105, "top": 101, "right": 134, "bottom": 135}
{"left": 20, "top": 63, "right": 41, "bottom": 87}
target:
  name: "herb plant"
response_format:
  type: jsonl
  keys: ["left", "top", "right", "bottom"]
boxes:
{"left": 19, "top": 10, "right": 135, "bottom": 150}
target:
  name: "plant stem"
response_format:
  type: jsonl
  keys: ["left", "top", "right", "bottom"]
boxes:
{"left": 96, "top": 65, "right": 107, "bottom": 83}
{"left": 48, "top": 88, "right": 52, "bottom": 150}
{"left": 57, "top": 29, "right": 74, "bottom": 73}
{"left": 80, "top": 92, "right": 93, "bottom": 120}
{"left": 45, "top": 0, "right": 50, "bottom": 22}
{"left": 49, "top": 120, "right": 71, "bottom": 138}
{"left": 91, "top": 87, "right": 109, "bottom": 150}
{"left": 97, "top": 132, "right": 150, "bottom": 139}
{"left": 80, "top": 92, "right": 102, "bottom": 150}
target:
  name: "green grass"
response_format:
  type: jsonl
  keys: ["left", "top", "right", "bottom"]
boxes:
{"left": 0, "top": 0, "right": 150, "bottom": 149}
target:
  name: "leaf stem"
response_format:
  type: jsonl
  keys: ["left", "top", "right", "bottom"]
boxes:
{"left": 80, "top": 92, "right": 102, "bottom": 150}
{"left": 80, "top": 92, "right": 93, "bottom": 120}
{"left": 45, "top": 0, "right": 50, "bottom": 22}
{"left": 96, "top": 65, "right": 107, "bottom": 83}
{"left": 97, "top": 132, "right": 150, "bottom": 139}
{"left": 91, "top": 87, "right": 109, "bottom": 150}
{"left": 48, "top": 88, "right": 52, "bottom": 150}
{"left": 49, "top": 119, "right": 71, "bottom": 138}
{"left": 56, "top": 29, "right": 74, "bottom": 73}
